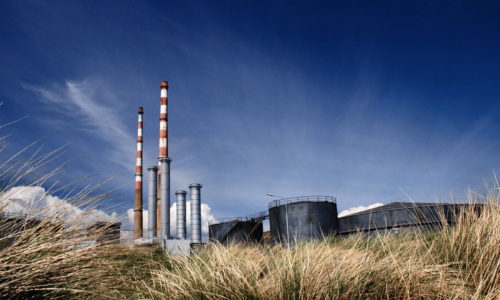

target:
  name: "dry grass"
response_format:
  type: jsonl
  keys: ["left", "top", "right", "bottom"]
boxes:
{"left": 0, "top": 124, "right": 127, "bottom": 299}
{"left": 101, "top": 193, "right": 500, "bottom": 300}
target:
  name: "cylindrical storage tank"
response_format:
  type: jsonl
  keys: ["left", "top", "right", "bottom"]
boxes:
{"left": 176, "top": 190, "right": 187, "bottom": 239}
{"left": 189, "top": 183, "right": 202, "bottom": 243}
{"left": 269, "top": 196, "right": 338, "bottom": 245}
{"left": 209, "top": 219, "right": 263, "bottom": 245}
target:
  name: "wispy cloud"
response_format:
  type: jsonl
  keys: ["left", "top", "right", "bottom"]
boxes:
{"left": 23, "top": 80, "right": 134, "bottom": 169}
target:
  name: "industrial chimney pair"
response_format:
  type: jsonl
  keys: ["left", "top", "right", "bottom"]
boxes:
{"left": 133, "top": 81, "right": 171, "bottom": 240}
{"left": 133, "top": 81, "right": 203, "bottom": 244}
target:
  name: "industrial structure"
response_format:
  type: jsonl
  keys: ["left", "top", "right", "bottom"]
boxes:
{"left": 269, "top": 196, "right": 338, "bottom": 245}
{"left": 132, "top": 81, "right": 206, "bottom": 254}
{"left": 130, "top": 81, "right": 481, "bottom": 252}
{"left": 87, "top": 221, "right": 122, "bottom": 244}
{"left": 209, "top": 195, "right": 481, "bottom": 246}
{"left": 209, "top": 211, "right": 266, "bottom": 245}
{"left": 175, "top": 190, "right": 187, "bottom": 239}
{"left": 133, "top": 107, "right": 144, "bottom": 239}
{"left": 337, "top": 201, "right": 480, "bottom": 236}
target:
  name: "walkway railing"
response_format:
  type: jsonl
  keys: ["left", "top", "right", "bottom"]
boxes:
{"left": 209, "top": 210, "right": 269, "bottom": 226}
{"left": 268, "top": 196, "right": 336, "bottom": 209}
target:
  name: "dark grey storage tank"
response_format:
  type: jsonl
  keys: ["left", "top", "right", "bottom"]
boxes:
{"left": 209, "top": 218, "right": 263, "bottom": 245}
{"left": 269, "top": 196, "right": 338, "bottom": 244}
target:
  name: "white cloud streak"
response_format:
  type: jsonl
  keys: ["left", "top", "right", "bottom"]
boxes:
{"left": 24, "top": 80, "right": 134, "bottom": 168}
{"left": 338, "top": 203, "right": 384, "bottom": 217}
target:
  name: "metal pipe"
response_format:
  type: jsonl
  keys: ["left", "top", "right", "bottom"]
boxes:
{"left": 175, "top": 190, "right": 187, "bottom": 239}
{"left": 133, "top": 107, "right": 144, "bottom": 239}
{"left": 189, "top": 183, "right": 202, "bottom": 243}
{"left": 157, "top": 162, "right": 161, "bottom": 236}
{"left": 286, "top": 203, "right": 290, "bottom": 249}
{"left": 160, "top": 157, "right": 171, "bottom": 239}
{"left": 147, "top": 165, "right": 158, "bottom": 238}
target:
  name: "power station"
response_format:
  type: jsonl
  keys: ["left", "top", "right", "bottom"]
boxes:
{"left": 131, "top": 81, "right": 482, "bottom": 253}
{"left": 133, "top": 81, "right": 204, "bottom": 254}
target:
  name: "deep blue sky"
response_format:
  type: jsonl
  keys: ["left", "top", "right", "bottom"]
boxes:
{"left": 1, "top": 1, "right": 500, "bottom": 228}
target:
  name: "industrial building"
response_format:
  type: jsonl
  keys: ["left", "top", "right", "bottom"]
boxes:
{"left": 208, "top": 211, "right": 266, "bottom": 245}
{"left": 87, "top": 221, "right": 121, "bottom": 244}
{"left": 131, "top": 82, "right": 480, "bottom": 251}
{"left": 337, "top": 201, "right": 480, "bottom": 236}
{"left": 132, "top": 82, "right": 206, "bottom": 255}
{"left": 0, "top": 213, "right": 61, "bottom": 247}
{"left": 208, "top": 196, "right": 481, "bottom": 245}
{"left": 209, "top": 196, "right": 339, "bottom": 246}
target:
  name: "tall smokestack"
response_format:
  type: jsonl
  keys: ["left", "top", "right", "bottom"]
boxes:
{"left": 175, "top": 190, "right": 187, "bottom": 239}
{"left": 147, "top": 165, "right": 158, "bottom": 238}
{"left": 133, "top": 107, "right": 144, "bottom": 239}
{"left": 159, "top": 81, "right": 171, "bottom": 239}
{"left": 157, "top": 161, "right": 161, "bottom": 236}
{"left": 189, "top": 183, "right": 202, "bottom": 243}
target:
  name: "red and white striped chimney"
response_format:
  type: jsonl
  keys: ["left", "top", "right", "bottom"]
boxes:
{"left": 159, "top": 81, "right": 168, "bottom": 158}
{"left": 133, "top": 107, "right": 144, "bottom": 239}
{"left": 157, "top": 82, "right": 168, "bottom": 235}
{"left": 158, "top": 81, "right": 171, "bottom": 239}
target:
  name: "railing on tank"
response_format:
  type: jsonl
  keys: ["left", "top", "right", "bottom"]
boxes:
{"left": 208, "top": 217, "right": 245, "bottom": 226}
{"left": 209, "top": 210, "right": 269, "bottom": 226}
{"left": 268, "top": 196, "right": 336, "bottom": 209}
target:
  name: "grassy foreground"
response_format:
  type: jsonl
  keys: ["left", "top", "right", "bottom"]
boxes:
{"left": 101, "top": 192, "right": 497, "bottom": 299}
{"left": 2, "top": 193, "right": 500, "bottom": 299}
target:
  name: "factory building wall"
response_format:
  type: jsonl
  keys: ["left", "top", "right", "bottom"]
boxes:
{"left": 209, "top": 220, "right": 263, "bottom": 245}
{"left": 338, "top": 202, "right": 481, "bottom": 237}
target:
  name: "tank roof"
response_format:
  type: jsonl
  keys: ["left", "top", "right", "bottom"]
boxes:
{"left": 268, "top": 195, "right": 336, "bottom": 209}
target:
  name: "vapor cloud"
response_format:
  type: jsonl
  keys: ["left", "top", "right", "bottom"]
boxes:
{"left": 1, "top": 186, "right": 118, "bottom": 226}
{"left": 338, "top": 203, "right": 384, "bottom": 217}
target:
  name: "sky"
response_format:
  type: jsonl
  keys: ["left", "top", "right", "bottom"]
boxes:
{"left": 1, "top": 1, "right": 500, "bottom": 232}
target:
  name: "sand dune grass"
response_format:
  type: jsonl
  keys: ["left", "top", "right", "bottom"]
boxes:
{"left": 99, "top": 190, "right": 500, "bottom": 300}
{"left": 3, "top": 186, "right": 499, "bottom": 299}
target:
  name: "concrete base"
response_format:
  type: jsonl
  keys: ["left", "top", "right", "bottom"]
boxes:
{"left": 162, "top": 239, "right": 191, "bottom": 255}
{"left": 134, "top": 237, "right": 161, "bottom": 245}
